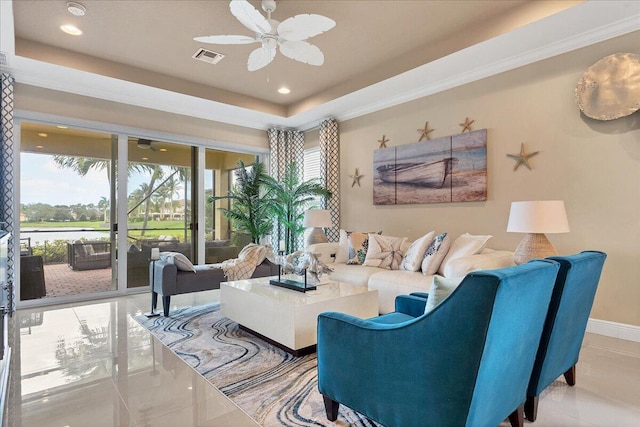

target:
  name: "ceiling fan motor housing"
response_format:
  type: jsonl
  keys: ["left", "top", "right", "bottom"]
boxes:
{"left": 262, "top": 0, "right": 276, "bottom": 13}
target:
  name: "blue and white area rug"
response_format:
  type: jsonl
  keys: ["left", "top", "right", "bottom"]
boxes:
{"left": 135, "top": 303, "right": 379, "bottom": 427}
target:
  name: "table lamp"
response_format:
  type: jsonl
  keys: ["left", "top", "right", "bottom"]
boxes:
{"left": 304, "top": 209, "right": 332, "bottom": 246}
{"left": 507, "top": 200, "right": 570, "bottom": 264}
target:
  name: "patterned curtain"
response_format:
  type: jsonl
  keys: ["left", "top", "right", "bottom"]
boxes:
{"left": 268, "top": 128, "right": 304, "bottom": 251}
{"left": 319, "top": 119, "right": 340, "bottom": 242}
{"left": 0, "top": 73, "right": 15, "bottom": 313}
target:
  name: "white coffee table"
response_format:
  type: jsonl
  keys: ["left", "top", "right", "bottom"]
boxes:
{"left": 220, "top": 277, "right": 379, "bottom": 356}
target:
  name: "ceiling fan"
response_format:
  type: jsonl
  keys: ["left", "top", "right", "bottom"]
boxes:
{"left": 137, "top": 138, "right": 158, "bottom": 151}
{"left": 194, "top": 0, "right": 336, "bottom": 71}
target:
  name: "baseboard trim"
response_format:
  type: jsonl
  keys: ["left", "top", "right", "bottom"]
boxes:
{"left": 587, "top": 318, "right": 640, "bottom": 343}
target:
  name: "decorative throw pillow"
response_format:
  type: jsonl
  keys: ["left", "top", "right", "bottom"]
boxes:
{"left": 441, "top": 249, "right": 515, "bottom": 279}
{"left": 347, "top": 232, "right": 371, "bottom": 265}
{"left": 400, "top": 231, "right": 435, "bottom": 272}
{"left": 421, "top": 233, "right": 451, "bottom": 275}
{"left": 437, "top": 233, "right": 492, "bottom": 276}
{"left": 424, "top": 275, "right": 461, "bottom": 314}
{"left": 238, "top": 243, "right": 267, "bottom": 265}
{"left": 363, "top": 234, "right": 406, "bottom": 270}
{"left": 160, "top": 251, "right": 196, "bottom": 273}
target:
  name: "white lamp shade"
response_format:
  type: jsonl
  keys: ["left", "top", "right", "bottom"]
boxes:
{"left": 150, "top": 247, "right": 160, "bottom": 260}
{"left": 507, "top": 200, "right": 570, "bottom": 234}
{"left": 303, "top": 209, "right": 332, "bottom": 228}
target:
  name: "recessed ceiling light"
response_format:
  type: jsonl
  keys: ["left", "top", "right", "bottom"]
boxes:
{"left": 57, "top": 125, "right": 68, "bottom": 129}
{"left": 38, "top": 133, "right": 48, "bottom": 137}
{"left": 66, "top": 2, "right": 86, "bottom": 16}
{"left": 60, "top": 24, "right": 82, "bottom": 36}
{"left": 278, "top": 87, "right": 290, "bottom": 94}
{"left": 141, "top": 157, "right": 149, "bottom": 161}
{"left": 159, "top": 148, "right": 168, "bottom": 152}
{"left": 36, "top": 145, "right": 44, "bottom": 149}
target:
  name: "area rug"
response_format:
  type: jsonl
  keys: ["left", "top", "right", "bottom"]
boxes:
{"left": 135, "top": 303, "right": 380, "bottom": 427}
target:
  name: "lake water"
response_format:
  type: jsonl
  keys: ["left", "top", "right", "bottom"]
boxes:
{"left": 21, "top": 228, "right": 110, "bottom": 244}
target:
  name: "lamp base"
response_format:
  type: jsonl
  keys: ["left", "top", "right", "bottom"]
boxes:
{"left": 514, "top": 233, "right": 558, "bottom": 265}
{"left": 306, "top": 227, "right": 328, "bottom": 246}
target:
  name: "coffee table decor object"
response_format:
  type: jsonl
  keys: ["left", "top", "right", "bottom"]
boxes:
{"left": 268, "top": 250, "right": 333, "bottom": 293}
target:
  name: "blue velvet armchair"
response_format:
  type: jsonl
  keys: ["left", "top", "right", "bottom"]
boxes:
{"left": 525, "top": 251, "right": 607, "bottom": 421}
{"left": 317, "top": 260, "right": 560, "bottom": 427}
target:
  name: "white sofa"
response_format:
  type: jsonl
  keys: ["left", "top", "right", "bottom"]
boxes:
{"left": 308, "top": 237, "right": 514, "bottom": 314}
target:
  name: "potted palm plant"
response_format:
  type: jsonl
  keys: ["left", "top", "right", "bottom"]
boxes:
{"left": 264, "top": 162, "right": 332, "bottom": 253}
{"left": 208, "top": 160, "right": 273, "bottom": 244}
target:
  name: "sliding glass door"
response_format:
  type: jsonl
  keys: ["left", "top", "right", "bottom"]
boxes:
{"left": 19, "top": 122, "right": 117, "bottom": 300}
{"left": 203, "top": 149, "right": 256, "bottom": 263}
{"left": 126, "top": 138, "right": 193, "bottom": 288}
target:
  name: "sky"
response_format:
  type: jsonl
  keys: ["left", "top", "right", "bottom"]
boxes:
{"left": 20, "top": 153, "right": 149, "bottom": 206}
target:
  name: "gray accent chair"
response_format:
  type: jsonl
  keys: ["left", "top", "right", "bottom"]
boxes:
{"left": 151, "top": 258, "right": 279, "bottom": 316}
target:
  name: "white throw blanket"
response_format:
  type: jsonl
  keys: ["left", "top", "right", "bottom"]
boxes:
{"left": 221, "top": 244, "right": 267, "bottom": 281}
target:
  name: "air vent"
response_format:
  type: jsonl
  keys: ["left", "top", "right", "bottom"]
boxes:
{"left": 192, "top": 48, "right": 225, "bottom": 65}
{"left": 0, "top": 52, "right": 7, "bottom": 66}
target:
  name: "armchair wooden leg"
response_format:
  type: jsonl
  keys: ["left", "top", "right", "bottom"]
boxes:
{"left": 508, "top": 404, "right": 524, "bottom": 427}
{"left": 322, "top": 395, "right": 339, "bottom": 421}
{"left": 564, "top": 365, "right": 576, "bottom": 386}
{"left": 162, "top": 296, "right": 171, "bottom": 317}
{"left": 525, "top": 395, "right": 539, "bottom": 422}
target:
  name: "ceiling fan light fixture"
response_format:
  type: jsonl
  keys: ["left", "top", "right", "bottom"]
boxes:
{"left": 262, "top": 36, "right": 277, "bottom": 50}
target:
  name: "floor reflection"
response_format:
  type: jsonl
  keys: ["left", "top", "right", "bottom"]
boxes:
{"left": 7, "top": 291, "right": 257, "bottom": 427}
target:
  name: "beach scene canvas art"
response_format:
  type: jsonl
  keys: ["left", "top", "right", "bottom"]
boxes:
{"left": 373, "top": 129, "right": 487, "bottom": 205}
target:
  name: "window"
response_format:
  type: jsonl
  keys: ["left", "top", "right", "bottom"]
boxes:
{"left": 304, "top": 147, "right": 324, "bottom": 209}
{"left": 303, "top": 147, "right": 321, "bottom": 182}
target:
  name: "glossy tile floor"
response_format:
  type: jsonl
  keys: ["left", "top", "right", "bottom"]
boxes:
{"left": 4, "top": 290, "right": 640, "bottom": 427}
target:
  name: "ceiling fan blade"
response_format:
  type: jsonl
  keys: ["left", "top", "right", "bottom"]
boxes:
{"left": 279, "top": 41, "right": 324, "bottom": 66}
{"left": 277, "top": 14, "right": 336, "bottom": 42}
{"left": 229, "top": 0, "right": 271, "bottom": 35}
{"left": 193, "top": 35, "right": 257, "bottom": 44}
{"left": 247, "top": 46, "right": 276, "bottom": 71}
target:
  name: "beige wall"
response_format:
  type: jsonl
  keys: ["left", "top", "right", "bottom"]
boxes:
{"left": 307, "top": 31, "right": 640, "bottom": 326}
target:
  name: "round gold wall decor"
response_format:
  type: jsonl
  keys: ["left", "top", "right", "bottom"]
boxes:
{"left": 575, "top": 52, "right": 640, "bottom": 121}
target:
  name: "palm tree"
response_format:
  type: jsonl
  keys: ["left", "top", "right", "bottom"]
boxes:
{"left": 161, "top": 176, "right": 183, "bottom": 218}
{"left": 209, "top": 160, "right": 273, "bottom": 244}
{"left": 97, "top": 196, "right": 109, "bottom": 222}
{"left": 127, "top": 188, "right": 146, "bottom": 218}
{"left": 264, "top": 162, "right": 332, "bottom": 253}
{"left": 53, "top": 155, "right": 156, "bottom": 227}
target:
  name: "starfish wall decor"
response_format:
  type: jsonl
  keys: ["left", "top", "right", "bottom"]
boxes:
{"left": 507, "top": 143, "right": 539, "bottom": 171}
{"left": 378, "top": 135, "right": 389, "bottom": 148}
{"left": 349, "top": 168, "right": 364, "bottom": 187}
{"left": 460, "top": 117, "right": 475, "bottom": 132}
{"left": 417, "top": 121, "right": 434, "bottom": 141}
